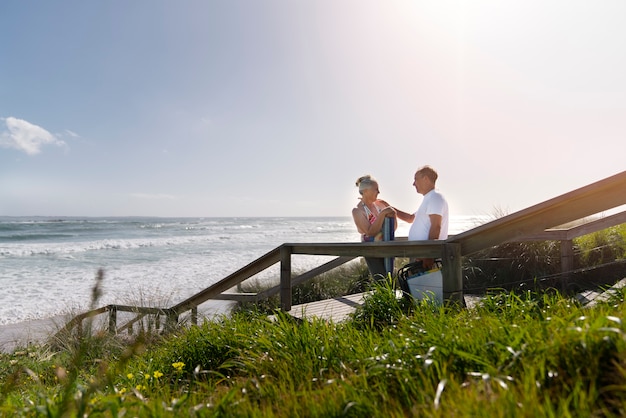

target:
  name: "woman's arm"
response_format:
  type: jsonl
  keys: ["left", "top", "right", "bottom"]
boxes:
{"left": 352, "top": 206, "right": 394, "bottom": 237}
{"left": 352, "top": 207, "right": 369, "bottom": 235}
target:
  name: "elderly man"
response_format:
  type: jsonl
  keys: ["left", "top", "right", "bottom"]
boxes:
{"left": 395, "top": 165, "right": 449, "bottom": 269}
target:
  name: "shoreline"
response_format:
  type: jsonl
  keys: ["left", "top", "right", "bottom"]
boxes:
{"left": 0, "top": 302, "right": 234, "bottom": 354}
{"left": 0, "top": 315, "right": 68, "bottom": 354}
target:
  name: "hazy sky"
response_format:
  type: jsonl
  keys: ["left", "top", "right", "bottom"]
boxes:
{"left": 1, "top": 1, "right": 624, "bottom": 218}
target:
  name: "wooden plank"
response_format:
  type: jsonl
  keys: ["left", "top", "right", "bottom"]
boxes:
{"left": 288, "top": 241, "right": 445, "bottom": 258}
{"left": 442, "top": 243, "right": 463, "bottom": 306}
{"left": 171, "top": 247, "right": 281, "bottom": 313}
{"left": 517, "top": 210, "right": 626, "bottom": 242}
{"left": 116, "top": 314, "right": 147, "bottom": 334}
{"left": 564, "top": 210, "right": 626, "bottom": 239}
{"left": 287, "top": 293, "right": 367, "bottom": 322}
{"left": 561, "top": 239, "right": 574, "bottom": 291}
{"left": 449, "top": 171, "right": 626, "bottom": 255}
{"left": 258, "top": 257, "right": 356, "bottom": 299}
{"left": 515, "top": 230, "right": 571, "bottom": 241}
{"left": 107, "top": 305, "right": 168, "bottom": 315}
{"left": 291, "top": 256, "right": 356, "bottom": 287}
{"left": 224, "top": 257, "right": 357, "bottom": 302}
{"left": 57, "top": 305, "right": 109, "bottom": 334}
{"left": 286, "top": 293, "right": 487, "bottom": 323}
{"left": 280, "top": 246, "right": 292, "bottom": 311}
{"left": 213, "top": 293, "right": 260, "bottom": 302}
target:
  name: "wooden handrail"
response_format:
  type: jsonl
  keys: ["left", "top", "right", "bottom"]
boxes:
{"left": 288, "top": 241, "right": 444, "bottom": 258}
{"left": 517, "top": 210, "right": 626, "bottom": 242}
{"left": 448, "top": 170, "right": 626, "bottom": 255}
{"left": 213, "top": 256, "right": 356, "bottom": 301}
{"left": 170, "top": 247, "right": 281, "bottom": 314}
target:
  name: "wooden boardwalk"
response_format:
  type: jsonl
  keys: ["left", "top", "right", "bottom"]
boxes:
{"left": 287, "top": 292, "right": 368, "bottom": 322}
{"left": 51, "top": 171, "right": 626, "bottom": 335}
{"left": 286, "top": 292, "right": 484, "bottom": 322}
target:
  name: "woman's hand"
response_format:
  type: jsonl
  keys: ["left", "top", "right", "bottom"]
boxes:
{"left": 381, "top": 206, "right": 396, "bottom": 217}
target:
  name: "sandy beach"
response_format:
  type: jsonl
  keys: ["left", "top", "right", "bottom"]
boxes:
{"left": 0, "top": 316, "right": 69, "bottom": 353}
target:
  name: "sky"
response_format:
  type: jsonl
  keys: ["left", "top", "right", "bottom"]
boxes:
{"left": 1, "top": 1, "right": 625, "bottom": 219}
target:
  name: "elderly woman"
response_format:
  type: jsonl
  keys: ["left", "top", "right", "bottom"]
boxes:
{"left": 352, "top": 175, "right": 396, "bottom": 279}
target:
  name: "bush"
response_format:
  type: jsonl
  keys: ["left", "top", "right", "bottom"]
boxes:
{"left": 350, "top": 276, "right": 414, "bottom": 330}
{"left": 463, "top": 222, "right": 626, "bottom": 295}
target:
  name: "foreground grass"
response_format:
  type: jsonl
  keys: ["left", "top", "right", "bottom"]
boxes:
{"left": 3, "top": 283, "right": 626, "bottom": 416}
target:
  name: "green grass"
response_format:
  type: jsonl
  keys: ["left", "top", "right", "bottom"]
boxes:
{"left": 3, "top": 282, "right": 626, "bottom": 416}
{"left": 2, "top": 225, "right": 625, "bottom": 416}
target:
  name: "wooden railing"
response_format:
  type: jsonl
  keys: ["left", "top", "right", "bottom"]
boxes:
{"left": 58, "top": 170, "right": 626, "bottom": 336}
{"left": 448, "top": 170, "right": 626, "bottom": 255}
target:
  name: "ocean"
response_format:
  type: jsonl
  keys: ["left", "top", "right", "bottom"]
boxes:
{"left": 0, "top": 216, "right": 483, "bottom": 326}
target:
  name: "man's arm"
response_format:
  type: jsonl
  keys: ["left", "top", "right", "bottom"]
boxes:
{"left": 421, "top": 214, "right": 443, "bottom": 270}
{"left": 394, "top": 207, "right": 415, "bottom": 223}
{"left": 428, "top": 214, "right": 442, "bottom": 240}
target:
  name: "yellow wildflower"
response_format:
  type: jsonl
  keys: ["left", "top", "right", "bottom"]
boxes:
{"left": 172, "top": 362, "right": 185, "bottom": 371}
{"left": 153, "top": 370, "right": 163, "bottom": 379}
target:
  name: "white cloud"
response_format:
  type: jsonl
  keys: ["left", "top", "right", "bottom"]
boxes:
{"left": 0, "top": 117, "right": 67, "bottom": 155}
{"left": 63, "top": 129, "right": 80, "bottom": 138}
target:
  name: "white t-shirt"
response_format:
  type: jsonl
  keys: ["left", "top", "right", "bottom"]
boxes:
{"left": 408, "top": 189, "right": 449, "bottom": 241}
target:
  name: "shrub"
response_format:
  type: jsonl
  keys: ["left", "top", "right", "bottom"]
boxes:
{"left": 350, "top": 275, "right": 414, "bottom": 330}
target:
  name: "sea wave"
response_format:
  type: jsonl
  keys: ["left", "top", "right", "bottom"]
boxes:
{"left": 0, "top": 236, "right": 208, "bottom": 257}
{"left": 0, "top": 216, "right": 488, "bottom": 326}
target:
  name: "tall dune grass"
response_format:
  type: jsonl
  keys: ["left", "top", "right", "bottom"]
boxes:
{"left": 3, "top": 280, "right": 626, "bottom": 416}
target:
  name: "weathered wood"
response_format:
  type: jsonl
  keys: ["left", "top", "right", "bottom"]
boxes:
{"left": 514, "top": 230, "right": 571, "bottom": 242}
{"left": 561, "top": 239, "right": 574, "bottom": 292}
{"left": 214, "top": 292, "right": 260, "bottom": 302}
{"left": 217, "top": 257, "right": 356, "bottom": 302}
{"left": 442, "top": 243, "right": 463, "bottom": 306}
{"left": 291, "top": 256, "right": 356, "bottom": 287}
{"left": 56, "top": 305, "right": 109, "bottom": 337}
{"left": 562, "top": 210, "right": 626, "bottom": 239}
{"left": 104, "top": 305, "right": 167, "bottom": 314}
{"left": 280, "top": 245, "right": 292, "bottom": 311}
{"left": 108, "top": 306, "right": 117, "bottom": 334}
{"left": 287, "top": 293, "right": 367, "bottom": 322}
{"left": 450, "top": 171, "right": 626, "bottom": 255}
{"left": 171, "top": 247, "right": 281, "bottom": 314}
{"left": 518, "top": 210, "right": 626, "bottom": 242}
{"left": 289, "top": 241, "right": 445, "bottom": 258}
{"left": 116, "top": 308, "right": 172, "bottom": 334}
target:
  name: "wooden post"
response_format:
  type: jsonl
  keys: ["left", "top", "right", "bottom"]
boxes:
{"left": 280, "top": 245, "right": 292, "bottom": 311}
{"left": 108, "top": 306, "right": 117, "bottom": 335}
{"left": 560, "top": 239, "right": 574, "bottom": 293}
{"left": 165, "top": 309, "right": 178, "bottom": 331}
{"left": 442, "top": 243, "right": 464, "bottom": 307}
{"left": 191, "top": 306, "right": 198, "bottom": 325}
